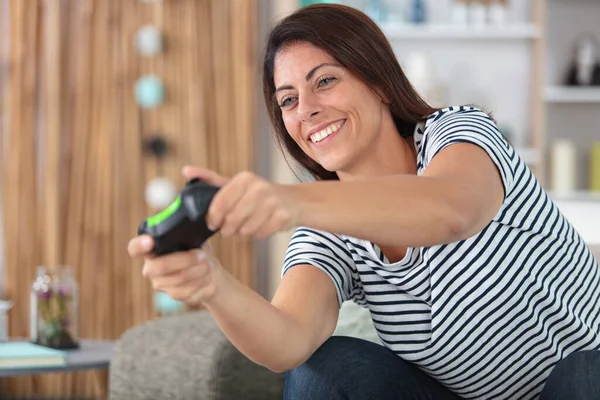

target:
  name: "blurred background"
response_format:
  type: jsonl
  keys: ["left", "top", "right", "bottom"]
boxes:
{"left": 0, "top": 0, "right": 599, "bottom": 397}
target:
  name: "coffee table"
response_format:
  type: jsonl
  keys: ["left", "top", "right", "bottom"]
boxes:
{"left": 0, "top": 339, "right": 114, "bottom": 399}
{"left": 0, "top": 339, "right": 114, "bottom": 377}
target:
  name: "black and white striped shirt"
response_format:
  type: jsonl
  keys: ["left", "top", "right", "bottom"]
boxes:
{"left": 282, "top": 106, "right": 600, "bottom": 400}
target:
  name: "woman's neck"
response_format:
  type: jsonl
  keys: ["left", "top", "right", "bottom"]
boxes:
{"left": 337, "top": 119, "right": 418, "bottom": 181}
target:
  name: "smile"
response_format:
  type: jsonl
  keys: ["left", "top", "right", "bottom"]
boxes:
{"left": 309, "top": 120, "right": 345, "bottom": 143}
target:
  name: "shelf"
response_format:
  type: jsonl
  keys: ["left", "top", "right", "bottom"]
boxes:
{"left": 514, "top": 147, "right": 540, "bottom": 165}
{"left": 545, "top": 86, "right": 600, "bottom": 103}
{"left": 548, "top": 191, "right": 600, "bottom": 202}
{"left": 381, "top": 23, "right": 541, "bottom": 40}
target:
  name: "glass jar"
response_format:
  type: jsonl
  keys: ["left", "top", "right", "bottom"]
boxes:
{"left": 30, "top": 266, "right": 79, "bottom": 349}
{"left": 0, "top": 299, "right": 12, "bottom": 342}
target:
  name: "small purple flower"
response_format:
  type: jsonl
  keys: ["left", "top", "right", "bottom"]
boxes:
{"left": 36, "top": 289, "right": 52, "bottom": 302}
{"left": 57, "top": 285, "right": 71, "bottom": 298}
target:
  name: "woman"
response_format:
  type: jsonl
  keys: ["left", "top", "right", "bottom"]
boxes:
{"left": 128, "top": 4, "right": 600, "bottom": 400}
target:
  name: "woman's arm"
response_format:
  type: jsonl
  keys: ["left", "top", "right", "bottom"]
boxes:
{"left": 203, "top": 262, "right": 339, "bottom": 373}
{"left": 287, "top": 142, "right": 505, "bottom": 248}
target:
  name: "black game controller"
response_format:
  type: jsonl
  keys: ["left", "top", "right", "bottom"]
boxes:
{"left": 137, "top": 178, "right": 220, "bottom": 256}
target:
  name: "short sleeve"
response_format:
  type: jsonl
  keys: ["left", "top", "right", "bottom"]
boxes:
{"left": 282, "top": 227, "right": 357, "bottom": 308}
{"left": 422, "top": 107, "right": 517, "bottom": 199}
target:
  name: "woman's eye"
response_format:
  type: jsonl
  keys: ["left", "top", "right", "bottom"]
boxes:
{"left": 279, "top": 97, "right": 296, "bottom": 108}
{"left": 317, "top": 76, "right": 336, "bottom": 87}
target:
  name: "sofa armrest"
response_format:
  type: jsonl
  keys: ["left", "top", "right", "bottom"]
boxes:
{"left": 109, "top": 310, "right": 284, "bottom": 400}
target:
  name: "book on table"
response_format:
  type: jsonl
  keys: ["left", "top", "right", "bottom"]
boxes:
{"left": 0, "top": 342, "right": 67, "bottom": 369}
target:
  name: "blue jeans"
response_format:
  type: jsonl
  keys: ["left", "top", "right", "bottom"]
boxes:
{"left": 284, "top": 336, "right": 600, "bottom": 400}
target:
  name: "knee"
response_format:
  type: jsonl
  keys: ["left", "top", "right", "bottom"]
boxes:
{"left": 284, "top": 336, "right": 353, "bottom": 399}
{"left": 541, "top": 350, "right": 600, "bottom": 400}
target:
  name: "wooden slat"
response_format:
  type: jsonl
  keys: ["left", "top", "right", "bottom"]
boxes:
{"left": 1, "top": 0, "right": 259, "bottom": 396}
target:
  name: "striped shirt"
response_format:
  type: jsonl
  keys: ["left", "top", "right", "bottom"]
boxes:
{"left": 282, "top": 106, "right": 600, "bottom": 399}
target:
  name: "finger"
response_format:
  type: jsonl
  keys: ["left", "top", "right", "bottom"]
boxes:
{"left": 254, "top": 209, "right": 292, "bottom": 239}
{"left": 206, "top": 175, "right": 250, "bottom": 231}
{"left": 219, "top": 182, "right": 266, "bottom": 236}
{"left": 226, "top": 186, "right": 273, "bottom": 236}
{"left": 143, "top": 248, "right": 208, "bottom": 279}
{"left": 151, "top": 261, "right": 213, "bottom": 291}
{"left": 238, "top": 205, "right": 274, "bottom": 237}
{"left": 182, "top": 165, "right": 229, "bottom": 187}
{"left": 128, "top": 235, "right": 155, "bottom": 257}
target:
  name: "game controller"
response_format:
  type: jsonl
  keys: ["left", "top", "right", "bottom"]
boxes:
{"left": 137, "top": 178, "right": 220, "bottom": 256}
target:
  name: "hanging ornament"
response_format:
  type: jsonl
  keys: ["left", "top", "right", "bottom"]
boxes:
{"left": 153, "top": 291, "right": 185, "bottom": 315}
{"left": 145, "top": 177, "right": 177, "bottom": 210}
{"left": 134, "top": 75, "right": 165, "bottom": 109}
{"left": 142, "top": 136, "right": 177, "bottom": 210}
{"left": 135, "top": 25, "right": 163, "bottom": 57}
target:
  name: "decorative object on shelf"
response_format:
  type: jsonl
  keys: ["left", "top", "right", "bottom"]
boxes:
{"left": 451, "top": 0, "right": 469, "bottom": 26}
{"left": 565, "top": 33, "right": 600, "bottom": 87}
{"left": 135, "top": 25, "right": 163, "bottom": 57}
{"left": 364, "top": 0, "right": 384, "bottom": 24}
{"left": 550, "top": 139, "right": 577, "bottom": 195}
{"left": 134, "top": 75, "right": 165, "bottom": 109}
{"left": 380, "top": 0, "right": 408, "bottom": 24}
{"left": 0, "top": 300, "right": 13, "bottom": 342}
{"left": 409, "top": 0, "right": 426, "bottom": 24}
{"left": 30, "top": 266, "right": 79, "bottom": 350}
{"left": 153, "top": 291, "right": 185, "bottom": 315}
{"left": 403, "top": 52, "right": 447, "bottom": 108}
{"left": 469, "top": 0, "right": 488, "bottom": 27}
{"left": 142, "top": 135, "right": 177, "bottom": 210}
{"left": 590, "top": 142, "right": 600, "bottom": 193}
{"left": 488, "top": 0, "right": 507, "bottom": 25}
{"left": 300, "top": 0, "right": 341, "bottom": 7}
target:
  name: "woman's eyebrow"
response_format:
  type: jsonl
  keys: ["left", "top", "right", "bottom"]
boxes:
{"left": 275, "top": 63, "right": 342, "bottom": 94}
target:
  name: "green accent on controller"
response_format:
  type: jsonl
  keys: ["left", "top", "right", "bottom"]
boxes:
{"left": 147, "top": 196, "right": 182, "bottom": 227}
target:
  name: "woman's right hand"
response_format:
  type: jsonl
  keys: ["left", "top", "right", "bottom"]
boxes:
{"left": 127, "top": 235, "right": 221, "bottom": 306}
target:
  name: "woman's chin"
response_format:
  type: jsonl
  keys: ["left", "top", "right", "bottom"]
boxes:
{"left": 316, "top": 158, "right": 345, "bottom": 175}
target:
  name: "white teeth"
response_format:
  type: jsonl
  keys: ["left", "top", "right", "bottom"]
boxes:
{"left": 310, "top": 121, "right": 344, "bottom": 143}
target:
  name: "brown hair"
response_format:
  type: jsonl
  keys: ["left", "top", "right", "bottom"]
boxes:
{"left": 262, "top": 4, "right": 439, "bottom": 181}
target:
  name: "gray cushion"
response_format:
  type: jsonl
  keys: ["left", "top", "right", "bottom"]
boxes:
{"left": 109, "top": 310, "right": 284, "bottom": 400}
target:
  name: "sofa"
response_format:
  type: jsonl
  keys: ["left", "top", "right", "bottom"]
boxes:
{"left": 108, "top": 301, "right": 379, "bottom": 400}
{"left": 109, "top": 246, "right": 600, "bottom": 400}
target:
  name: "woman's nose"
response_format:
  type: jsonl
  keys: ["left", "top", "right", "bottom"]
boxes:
{"left": 297, "top": 94, "right": 321, "bottom": 122}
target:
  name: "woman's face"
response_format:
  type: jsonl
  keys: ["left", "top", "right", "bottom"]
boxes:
{"left": 273, "top": 42, "right": 389, "bottom": 174}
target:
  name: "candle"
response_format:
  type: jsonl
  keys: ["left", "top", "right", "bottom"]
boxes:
{"left": 551, "top": 139, "right": 577, "bottom": 194}
{"left": 590, "top": 142, "right": 600, "bottom": 192}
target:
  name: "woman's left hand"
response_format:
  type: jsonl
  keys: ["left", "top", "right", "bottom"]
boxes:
{"left": 183, "top": 166, "right": 301, "bottom": 239}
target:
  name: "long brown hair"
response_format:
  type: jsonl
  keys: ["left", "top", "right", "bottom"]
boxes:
{"left": 262, "top": 4, "right": 439, "bottom": 181}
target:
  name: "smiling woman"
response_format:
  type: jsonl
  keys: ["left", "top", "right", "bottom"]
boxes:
{"left": 128, "top": 3, "right": 600, "bottom": 400}
{"left": 262, "top": 5, "right": 437, "bottom": 181}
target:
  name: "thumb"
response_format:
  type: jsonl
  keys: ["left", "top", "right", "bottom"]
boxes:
{"left": 182, "top": 165, "right": 229, "bottom": 187}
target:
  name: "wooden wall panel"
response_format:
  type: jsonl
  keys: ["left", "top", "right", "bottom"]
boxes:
{"left": 0, "top": 0, "right": 258, "bottom": 397}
